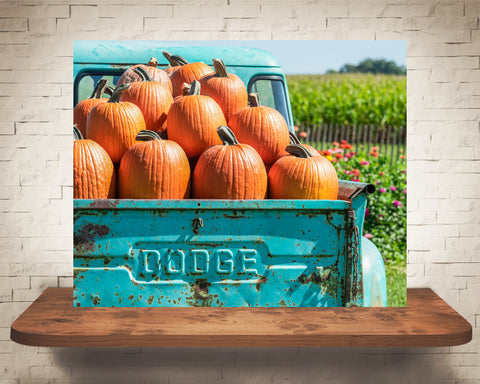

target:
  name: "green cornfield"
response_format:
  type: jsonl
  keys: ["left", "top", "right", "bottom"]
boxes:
{"left": 286, "top": 74, "right": 406, "bottom": 127}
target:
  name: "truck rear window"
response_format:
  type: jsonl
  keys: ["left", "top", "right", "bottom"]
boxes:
{"left": 249, "top": 76, "right": 290, "bottom": 128}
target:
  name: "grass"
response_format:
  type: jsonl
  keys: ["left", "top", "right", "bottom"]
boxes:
{"left": 386, "top": 260, "right": 407, "bottom": 307}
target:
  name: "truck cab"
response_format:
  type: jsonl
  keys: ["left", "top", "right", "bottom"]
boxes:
{"left": 74, "top": 41, "right": 294, "bottom": 131}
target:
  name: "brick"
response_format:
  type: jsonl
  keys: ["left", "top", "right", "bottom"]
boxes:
{"left": 381, "top": 3, "right": 435, "bottom": 17}
{"left": 0, "top": 4, "right": 69, "bottom": 18}
{"left": 29, "top": 18, "right": 57, "bottom": 33}
{"left": 0, "top": 18, "right": 28, "bottom": 32}
{"left": 435, "top": 2, "right": 465, "bottom": 17}
{"left": 408, "top": 235, "right": 445, "bottom": 251}
{"left": 402, "top": 16, "right": 478, "bottom": 31}
{"left": 451, "top": 263, "right": 480, "bottom": 277}
{"left": 23, "top": 263, "right": 71, "bottom": 277}
{"left": 98, "top": 4, "right": 172, "bottom": 18}
{"left": 144, "top": 17, "right": 224, "bottom": 31}
{"left": 0, "top": 83, "right": 62, "bottom": 97}
{"left": 349, "top": 2, "right": 388, "bottom": 17}
{"left": 446, "top": 237, "right": 480, "bottom": 251}
{"left": 0, "top": 122, "right": 14, "bottom": 135}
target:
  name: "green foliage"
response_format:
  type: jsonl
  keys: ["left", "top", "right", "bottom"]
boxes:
{"left": 319, "top": 141, "right": 407, "bottom": 264}
{"left": 286, "top": 74, "right": 406, "bottom": 127}
{"left": 386, "top": 261, "right": 407, "bottom": 307}
{"left": 338, "top": 58, "right": 406, "bottom": 75}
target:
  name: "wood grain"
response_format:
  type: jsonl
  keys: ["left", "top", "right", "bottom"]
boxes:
{"left": 10, "top": 288, "right": 471, "bottom": 347}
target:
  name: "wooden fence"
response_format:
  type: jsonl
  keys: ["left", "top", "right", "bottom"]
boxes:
{"left": 297, "top": 123, "right": 406, "bottom": 163}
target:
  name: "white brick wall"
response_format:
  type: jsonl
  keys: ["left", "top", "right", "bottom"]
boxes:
{"left": 0, "top": 0, "right": 479, "bottom": 382}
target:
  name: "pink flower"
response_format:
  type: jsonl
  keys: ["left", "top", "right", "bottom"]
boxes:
{"left": 299, "top": 131, "right": 308, "bottom": 138}
{"left": 379, "top": 188, "right": 386, "bottom": 193}
{"left": 390, "top": 186, "right": 397, "bottom": 192}
{"left": 365, "top": 208, "right": 369, "bottom": 217}
{"left": 393, "top": 200, "right": 402, "bottom": 207}
{"left": 364, "top": 233, "right": 372, "bottom": 239}
{"left": 360, "top": 161, "right": 370, "bottom": 166}
{"left": 294, "top": 125, "right": 299, "bottom": 132}
{"left": 403, "top": 189, "right": 407, "bottom": 194}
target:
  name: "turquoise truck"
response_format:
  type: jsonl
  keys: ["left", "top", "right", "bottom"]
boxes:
{"left": 73, "top": 41, "right": 387, "bottom": 308}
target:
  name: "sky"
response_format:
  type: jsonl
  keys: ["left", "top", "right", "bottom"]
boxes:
{"left": 166, "top": 40, "right": 407, "bottom": 75}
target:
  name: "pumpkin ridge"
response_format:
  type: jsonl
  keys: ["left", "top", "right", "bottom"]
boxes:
{"left": 240, "top": 147, "right": 250, "bottom": 198}
{"left": 86, "top": 142, "right": 100, "bottom": 197}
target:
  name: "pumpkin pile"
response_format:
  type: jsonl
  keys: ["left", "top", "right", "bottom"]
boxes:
{"left": 73, "top": 53, "right": 338, "bottom": 201}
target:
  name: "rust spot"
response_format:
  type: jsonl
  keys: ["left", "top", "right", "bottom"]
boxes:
{"left": 255, "top": 276, "right": 267, "bottom": 291}
{"left": 74, "top": 223, "right": 110, "bottom": 253}
{"left": 88, "top": 199, "right": 121, "bottom": 209}
{"left": 91, "top": 295, "right": 101, "bottom": 306}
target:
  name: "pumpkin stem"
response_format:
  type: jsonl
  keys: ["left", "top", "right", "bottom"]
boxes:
{"left": 188, "top": 80, "right": 201, "bottom": 96}
{"left": 135, "top": 130, "right": 162, "bottom": 142}
{"left": 182, "top": 82, "right": 191, "bottom": 96}
{"left": 109, "top": 84, "right": 131, "bottom": 103}
{"left": 212, "top": 59, "right": 228, "bottom": 78}
{"left": 90, "top": 79, "right": 108, "bottom": 99}
{"left": 147, "top": 57, "right": 158, "bottom": 68}
{"left": 217, "top": 126, "right": 239, "bottom": 146}
{"left": 73, "top": 125, "right": 83, "bottom": 141}
{"left": 133, "top": 66, "right": 154, "bottom": 82}
{"left": 285, "top": 144, "right": 313, "bottom": 158}
{"left": 248, "top": 93, "right": 261, "bottom": 107}
{"left": 105, "top": 85, "right": 114, "bottom": 96}
{"left": 289, "top": 131, "right": 301, "bottom": 145}
{"left": 163, "top": 51, "right": 189, "bottom": 66}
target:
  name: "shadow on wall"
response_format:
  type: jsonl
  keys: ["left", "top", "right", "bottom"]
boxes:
{"left": 52, "top": 347, "right": 440, "bottom": 383}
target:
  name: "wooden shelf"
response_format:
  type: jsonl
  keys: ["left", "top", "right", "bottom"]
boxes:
{"left": 11, "top": 288, "right": 471, "bottom": 348}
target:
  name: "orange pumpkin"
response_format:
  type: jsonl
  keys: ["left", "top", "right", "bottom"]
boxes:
{"left": 86, "top": 84, "right": 146, "bottom": 164}
{"left": 73, "top": 126, "right": 115, "bottom": 199}
{"left": 167, "top": 80, "right": 226, "bottom": 159}
{"left": 199, "top": 59, "right": 248, "bottom": 123}
{"left": 73, "top": 79, "right": 113, "bottom": 138}
{"left": 169, "top": 55, "right": 214, "bottom": 98}
{"left": 118, "top": 130, "right": 191, "bottom": 199}
{"left": 163, "top": 50, "right": 188, "bottom": 76}
{"left": 229, "top": 93, "right": 290, "bottom": 166}
{"left": 268, "top": 144, "right": 338, "bottom": 200}
{"left": 193, "top": 126, "right": 267, "bottom": 200}
{"left": 116, "top": 57, "right": 172, "bottom": 93}
{"left": 119, "top": 67, "right": 173, "bottom": 133}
